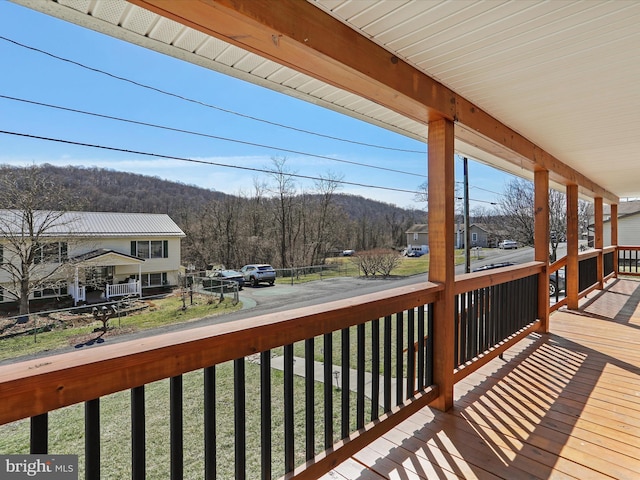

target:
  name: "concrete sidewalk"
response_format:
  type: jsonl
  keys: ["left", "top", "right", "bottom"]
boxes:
{"left": 270, "top": 355, "right": 402, "bottom": 407}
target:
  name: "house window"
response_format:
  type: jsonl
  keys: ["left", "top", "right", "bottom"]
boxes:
{"left": 137, "top": 272, "right": 168, "bottom": 287}
{"left": 472, "top": 233, "right": 478, "bottom": 242}
{"left": 33, "top": 284, "right": 68, "bottom": 298}
{"left": 34, "top": 242, "right": 67, "bottom": 264}
{"left": 131, "top": 241, "right": 169, "bottom": 259}
{"left": 413, "top": 233, "right": 419, "bottom": 241}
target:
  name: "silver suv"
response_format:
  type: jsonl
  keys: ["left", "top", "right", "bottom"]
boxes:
{"left": 240, "top": 264, "right": 276, "bottom": 287}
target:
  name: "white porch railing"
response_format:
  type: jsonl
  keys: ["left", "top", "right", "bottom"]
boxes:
{"left": 106, "top": 281, "right": 141, "bottom": 299}
{"left": 68, "top": 284, "right": 86, "bottom": 304}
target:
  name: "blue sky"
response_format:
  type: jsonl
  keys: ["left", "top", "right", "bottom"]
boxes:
{"left": 0, "top": 1, "right": 512, "bottom": 210}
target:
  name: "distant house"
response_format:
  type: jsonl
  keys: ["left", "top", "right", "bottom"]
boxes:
{"left": 455, "top": 223, "right": 499, "bottom": 248}
{"left": 0, "top": 211, "right": 185, "bottom": 308}
{"left": 602, "top": 202, "right": 640, "bottom": 246}
{"left": 405, "top": 224, "right": 429, "bottom": 249}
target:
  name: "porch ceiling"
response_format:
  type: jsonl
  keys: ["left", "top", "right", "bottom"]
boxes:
{"left": 14, "top": 0, "right": 640, "bottom": 202}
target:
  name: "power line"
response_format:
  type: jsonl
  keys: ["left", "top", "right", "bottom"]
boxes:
{"left": 2, "top": 127, "right": 497, "bottom": 205}
{"left": 0, "top": 129, "right": 424, "bottom": 196}
{"left": 0, "top": 35, "right": 426, "bottom": 155}
{"left": 0, "top": 94, "right": 425, "bottom": 179}
{"left": 471, "top": 185, "right": 503, "bottom": 196}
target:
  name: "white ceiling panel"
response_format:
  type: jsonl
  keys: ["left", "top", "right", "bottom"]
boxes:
{"left": 12, "top": 0, "right": 640, "bottom": 200}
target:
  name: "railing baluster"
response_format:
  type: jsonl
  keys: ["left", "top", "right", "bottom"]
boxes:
{"left": 204, "top": 366, "right": 216, "bottom": 480}
{"left": 454, "top": 294, "right": 460, "bottom": 366}
{"left": 170, "top": 375, "right": 183, "bottom": 480}
{"left": 466, "top": 292, "right": 474, "bottom": 362}
{"left": 471, "top": 289, "right": 479, "bottom": 359}
{"left": 260, "top": 352, "right": 271, "bottom": 480}
{"left": 284, "top": 344, "right": 294, "bottom": 474}
{"left": 383, "top": 316, "right": 392, "bottom": 412}
{"left": 305, "top": 338, "right": 315, "bottom": 460}
{"left": 395, "top": 312, "right": 403, "bottom": 406}
{"left": 356, "top": 323, "right": 365, "bottom": 429}
{"left": 417, "top": 306, "right": 425, "bottom": 391}
{"left": 478, "top": 288, "right": 486, "bottom": 353}
{"left": 232, "top": 358, "right": 247, "bottom": 480}
{"left": 370, "top": 319, "right": 380, "bottom": 420}
{"left": 406, "top": 308, "right": 415, "bottom": 396}
{"left": 340, "top": 328, "right": 350, "bottom": 438}
{"left": 30, "top": 413, "right": 48, "bottom": 454}
{"left": 85, "top": 399, "right": 100, "bottom": 480}
{"left": 427, "top": 305, "right": 434, "bottom": 386}
{"left": 131, "top": 386, "right": 145, "bottom": 480}
{"left": 323, "top": 333, "right": 333, "bottom": 449}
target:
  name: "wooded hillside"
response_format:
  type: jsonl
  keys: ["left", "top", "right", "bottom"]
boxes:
{"left": 2, "top": 164, "right": 426, "bottom": 269}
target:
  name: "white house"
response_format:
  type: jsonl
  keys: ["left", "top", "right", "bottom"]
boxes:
{"left": 0, "top": 211, "right": 185, "bottom": 307}
{"left": 591, "top": 200, "right": 640, "bottom": 247}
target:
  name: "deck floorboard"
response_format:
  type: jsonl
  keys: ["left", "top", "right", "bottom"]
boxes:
{"left": 329, "top": 278, "right": 640, "bottom": 479}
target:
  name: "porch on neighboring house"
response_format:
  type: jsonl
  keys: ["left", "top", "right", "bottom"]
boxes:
{"left": 69, "top": 249, "right": 144, "bottom": 305}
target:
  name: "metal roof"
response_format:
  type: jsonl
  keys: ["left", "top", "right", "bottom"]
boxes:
{"left": 0, "top": 210, "right": 185, "bottom": 237}
{"left": 13, "top": 0, "right": 640, "bottom": 202}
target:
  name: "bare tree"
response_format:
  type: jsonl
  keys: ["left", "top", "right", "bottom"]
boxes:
{"left": 267, "top": 157, "right": 298, "bottom": 268}
{"left": 0, "top": 165, "right": 79, "bottom": 314}
{"left": 414, "top": 181, "right": 428, "bottom": 203}
{"left": 496, "top": 178, "right": 590, "bottom": 261}
{"left": 496, "top": 178, "right": 536, "bottom": 246}
{"left": 350, "top": 249, "right": 401, "bottom": 277}
{"left": 310, "top": 172, "right": 343, "bottom": 265}
{"left": 548, "top": 189, "right": 567, "bottom": 262}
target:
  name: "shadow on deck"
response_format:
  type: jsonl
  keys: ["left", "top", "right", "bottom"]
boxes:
{"left": 326, "top": 277, "right": 640, "bottom": 479}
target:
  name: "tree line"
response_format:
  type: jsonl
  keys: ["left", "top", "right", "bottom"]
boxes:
{"left": 1, "top": 163, "right": 426, "bottom": 271}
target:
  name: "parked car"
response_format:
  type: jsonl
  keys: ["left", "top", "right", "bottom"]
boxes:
{"left": 472, "top": 262, "right": 516, "bottom": 272}
{"left": 240, "top": 264, "right": 276, "bottom": 286}
{"left": 498, "top": 240, "right": 518, "bottom": 249}
{"left": 549, "top": 269, "right": 566, "bottom": 296}
{"left": 208, "top": 269, "right": 245, "bottom": 290}
{"left": 473, "top": 262, "right": 565, "bottom": 297}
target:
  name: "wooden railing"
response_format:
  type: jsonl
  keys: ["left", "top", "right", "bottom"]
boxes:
{"left": 453, "top": 262, "right": 543, "bottom": 381}
{"left": 603, "top": 246, "right": 615, "bottom": 278}
{"left": 2, "top": 252, "right": 628, "bottom": 479}
{"left": 617, "top": 245, "right": 640, "bottom": 276}
{"left": 0, "top": 282, "right": 445, "bottom": 480}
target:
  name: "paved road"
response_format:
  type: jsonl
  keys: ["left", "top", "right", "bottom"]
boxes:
{"left": 3, "top": 247, "right": 543, "bottom": 364}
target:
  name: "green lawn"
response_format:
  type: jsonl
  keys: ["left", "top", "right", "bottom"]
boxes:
{"left": 0, "top": 358, "right": 370, "bottom": 479}
{"left": 280, "top": 251, "right": 469, "bottom": 284}
{"left": 0, "top": 294, "right": 241, "bottom": 362}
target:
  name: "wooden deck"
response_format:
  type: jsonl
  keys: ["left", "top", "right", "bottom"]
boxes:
{"left": 324, "top": 278, "right": 640, "bottom": 479}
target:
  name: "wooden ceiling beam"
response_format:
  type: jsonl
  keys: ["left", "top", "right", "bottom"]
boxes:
{"left": 129, "top": 0, "right": 618, "bottom": 203}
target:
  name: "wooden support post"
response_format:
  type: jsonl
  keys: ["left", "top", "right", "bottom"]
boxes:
{"left": 534, "top": 170, "right": 550, "bottom": 333}
{"left": 611, "top": 203, "right": 619, "bottom": 276}
{"left": 427, "top": 118, "right": 455, "bottom": 412}
{"left": 566, "top": 184, "right": 579, "bottom": 310}
{"left": 594, "top": 197, "right": 604, "bottom": 288}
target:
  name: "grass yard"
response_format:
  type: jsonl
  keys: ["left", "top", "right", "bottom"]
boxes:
{"left": 0, "top": 294, "right": 241, "bottom": 362}
{"left": 282, "top": 251, "right": 470, "bottom": 284}
{"left": 0, "top": 358, "right": 370, "bottom": 479}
